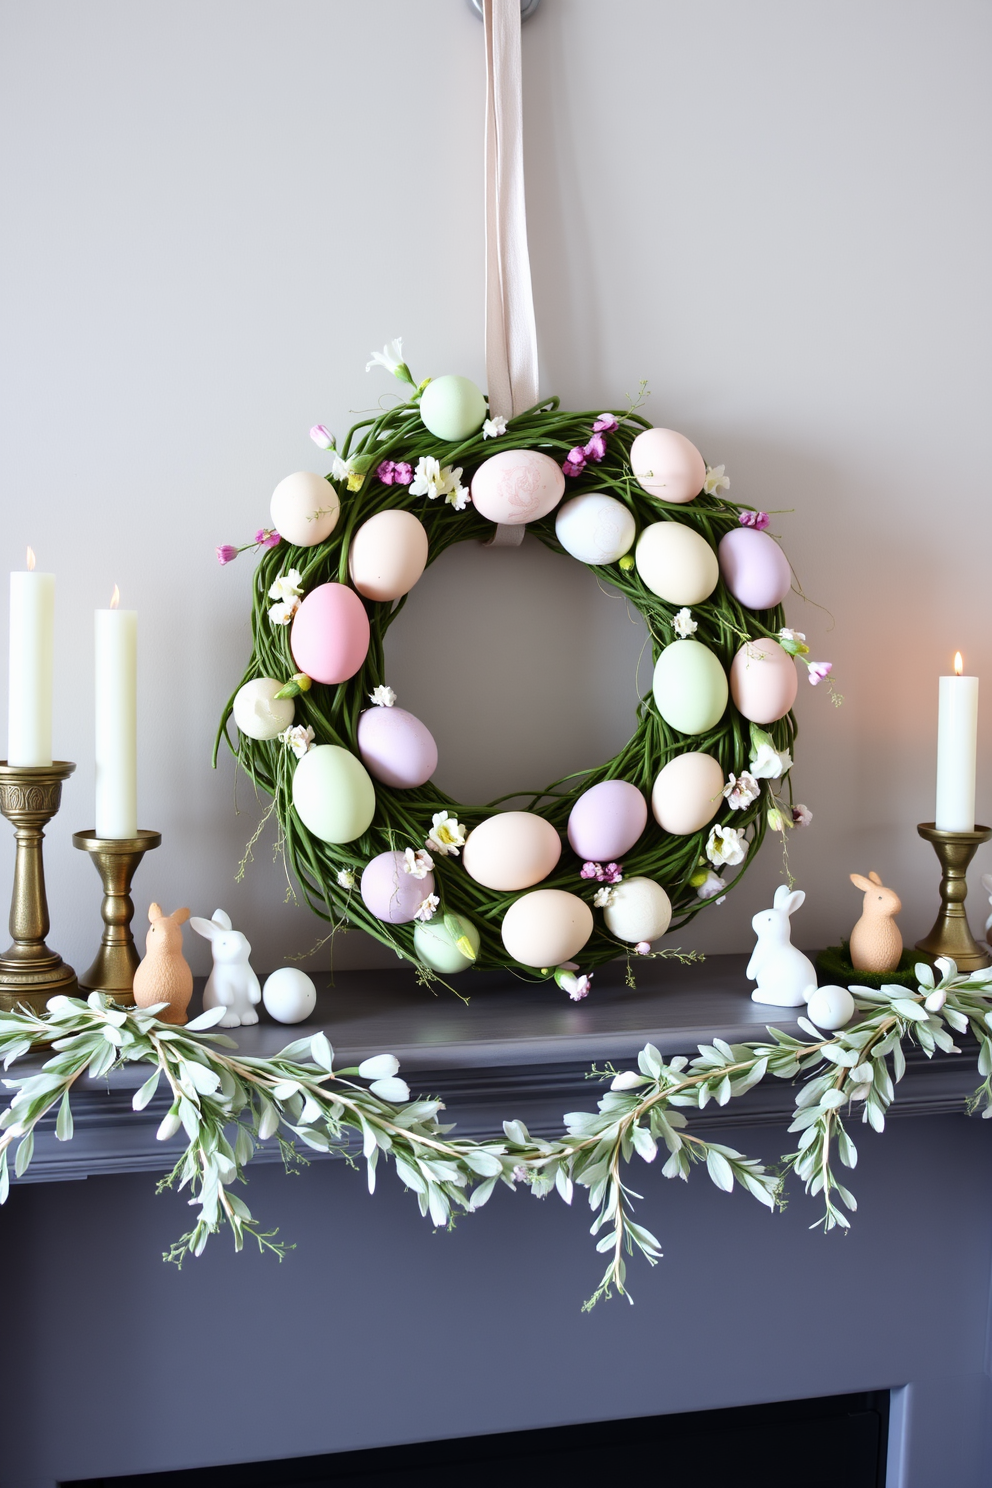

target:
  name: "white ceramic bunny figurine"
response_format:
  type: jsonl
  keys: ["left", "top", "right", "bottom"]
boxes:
{"left": 747, "top": 885, "right": 818, "bottom": 1007}
{"left": 982, "top": 874, "right": 992, "bottom": 940}
{"left": 189, "top": 909, "right": 261, "bottom": 1027}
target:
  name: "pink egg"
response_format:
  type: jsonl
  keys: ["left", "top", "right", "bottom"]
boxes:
{"left": 290, "top": 583, "right": 370, "bottom": 685}
{"left": 470, "top": 449, "right": 565, "bottom": 525}
{"left": 356, "top": 706, "right": 438, "bottom": 789}
{"left": 567, "top": 780, "right": 648, "bottom": 862}
{"left": 629, "top": 428, "right": 706, "bottom": 504}
{"left": 730, "top": 638, "right": 798, "bottom": 723}
{"left": 718, "top": 528, "right": 791, "bottom": 611}
{"left": 361, "top": 850, "right": 435, "bottom": 924}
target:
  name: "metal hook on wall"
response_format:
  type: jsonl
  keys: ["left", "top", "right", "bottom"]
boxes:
{"left": 466, "top": 0, "right": 542, "bottom": 20}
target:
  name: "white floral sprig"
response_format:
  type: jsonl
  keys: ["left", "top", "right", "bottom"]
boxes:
{"left": 268, "top": 569, "right": 303, "bottom": 626}
{"left": 337, "top": 869, "right": 356, "bottom": 890}
{"left": 403, "top": 848, "right": 434, "bottom": 880}
{"left": 482, "top": 416, "right": 507, "bottom": 439}
{"left": 425, "top": 811, "right": 467, "bottom": 857}
{"left": 369, "top": 685, "right": 397, "bottom": 708}
{"left": 748, "top": 725, "right": 792, "bottom": 780}
{"left": 415, "top": 894, "right": 440, "bottom": 922}
{"left": 723, "top": 772, "right": 760, "bottom": 810}
{"left": 703, "top": 464, "right": 730, "bottom": 496}
{"left": 706, "top": 823, "right": 748, "bottom": 868}
{"left": 672, "top": 607, "right": 697, "bottom": 639}
{"left": 366, "top": 337, "right": 414, "bottom": 387}
{"left": 278, "top": 724, "right": 315, "bottom": 759}
{"left": 410, "top": 456, "right": 469, "bottom": 511}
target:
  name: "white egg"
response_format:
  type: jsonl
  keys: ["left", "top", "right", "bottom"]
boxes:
{"left": 232, "top": 677, "right": 295, "bottom": 741}
{"left": 805, "top": 985, "right": 856, "bottom": 1031}
{"left": 262, "top": 967, "right": 317, "bottom": 1024}
{"left": 603, "top": 877, "right": 672, "bottom": 943}
{"left": 270, "top": 472, "right": 340, "bottom": 548}
{"left": 555, "top": 493, "right": 636, "bottom": 566}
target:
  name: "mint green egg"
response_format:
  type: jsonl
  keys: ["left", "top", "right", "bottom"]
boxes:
{"left": 413, "top": 913, "right": 481, "bottom": 973}
{"left": 652, "top": 639, "right": 729, "bottom": 736}
{"left": 292, "top": 745, "right": 376, "bottom": 844}
{"left": 419, "top": 375, "right": 487, "bottom": 442}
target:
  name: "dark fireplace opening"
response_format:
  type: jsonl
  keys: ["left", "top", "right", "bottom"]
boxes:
{"left": 66, "top": 1389, "right": 889, "bottom": 1488}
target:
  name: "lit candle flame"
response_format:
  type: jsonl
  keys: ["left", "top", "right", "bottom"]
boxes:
{"left": 26, "top": 548, "right": 35, "bottom": 572}
{"left": 110, "top": 585, "right": 120, "bottom": 610}
{"left": 954, "top": 652, "right": 963, "bottom": 676}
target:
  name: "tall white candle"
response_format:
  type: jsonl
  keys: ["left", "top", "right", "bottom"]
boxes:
{"left": 935, "top": 652, "right": 978, "bottom": 832}
{"left": 7, "top": 548, "right": 54, "bottom": 767}
{"left": 95, "top": 587, "right": 137, "bottom": 838}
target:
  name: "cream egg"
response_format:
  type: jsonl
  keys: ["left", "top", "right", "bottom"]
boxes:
{"left": 356, "top": 705, "right": 438, "bottom": 790}
{"left": 291, "top": 745, "right": 376, "bottom": 844}
{"left": 232, "top": 677, "right": 295, "bottom": 741}
{"left": 603, "top": 877, "right": 672, "bottom": 943}
{"left": 629, "top": 428, "right": 706, "bottom": 504}
{"left": 414, "top": 913, "right": 481, "bottom": 974}
{"left": 471, "top": 449, "right": 565, "bottom": 525}
{"left": 349, "top": 509, "right": 429, "bottom": 602}
{"left": 501, "top": 889, "right": 594, "bottom": 968}
{"left": 567, "top": 780, "right": 648, "bottom": 862}
{"left": 805, "top": 985, "right": 856, "bottom": 1031}
{"left": 718, "top": 528, "right": 792, "bottom": 611}
{"left": 555, "top": 493, "right": 636, "bottom": 566}
{"left": 635, "top": 522, "right": 719, "bottom": 605}
{"left": 290, "top": 582, "right": 371, "bottom": 685}
{"left": 730, "top": 638, "right": 798, "bottom": 724}
{"left": 270, "top": 472, "right": 340, "bottom": 548}
{"left": 652, "top": 640, "right": 729, "bottom": 736}
{"left": 651, "top": 752, "right": 725, "bottom": 835}
{"left": 419, "top": 375, "right": 487, "bottom": 442}
{"left": 462, "top": 811, "right": 562, "bottom": 892}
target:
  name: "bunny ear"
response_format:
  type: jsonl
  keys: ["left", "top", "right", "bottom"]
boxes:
{"left": 868, "top": 871, "right": 883, "bottom": 886}
{"left": 850, "top": 874, "right": 873, "bottom": 892}
{"left": 173, "top": 907, "right": 191, "bottom": 925}
{"left": 148, "top": 903, "right": 163, "bottom": 922}
{"left": 773, "top": 885, "right": 792, "bottom": 908}
{"left": 189, "top": 917, "right": 217, "bottom": 940}
{"left": 212, "top": 910, "right": 233, "bottom": 931}
{"left": 783, "top": 889, "right": 805, "bottom": 915}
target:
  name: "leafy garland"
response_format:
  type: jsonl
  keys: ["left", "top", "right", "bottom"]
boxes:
{"left": 1, "top": 957, "right": 988, "bottom": 1307}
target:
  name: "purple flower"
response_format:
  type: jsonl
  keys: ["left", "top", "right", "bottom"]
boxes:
{"left": 808, "top": 661, "right": 832, "bottom": 686}
{"left": 601, "top": 862, "right": 623, "bottom": 884}
{"left": 562, "top": 446, "right": 587, "bottom": 478}
{"left": 216, "top": 545, "right": 238, "bottom": 565}
{"left": 792, "top": 803, "right": 813, "bottom": 827}
{"left": 392, "top": 462, "right": 413, "bottom": 485}
{"left": 739, "top": 510, "right": 770, "bottom": 531}
{"left": 583, "top": 432, "right": 607, "bottom": 463}
{"left": 254, "top": 528, "right": 281, "bottom": 549}
{"left": 377, "top": 460, "right": 397, "bottom": 485}
{"left": 310, "top": 424, "right": 334, "bottom": 450}
{"left": 592, "top": 414, "right": 619, "bottom": 434}
{"left": 580, "top": 861, "right": 600, "bottom": 880}
{"left": 635, "top": 941, "right": 651, "bottom": 956}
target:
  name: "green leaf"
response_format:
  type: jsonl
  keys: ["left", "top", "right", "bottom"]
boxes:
{"left": 14, "top": 1130, "right": 33, "bottom": 1177}
{"left": 631, "top": 1124, "right": 658, "bottom": 1162}
{"left": 706, "top": 1149, "right": 735, "bottom": 1192}
{"left": 310, "top": 1032, "right": 334, "bottom": 1072}
{"left": 0, "top": 1150, "right": 8, "bottom": 1204}
{"left": 892, "top": 998, "right": 928, "bottom": 1022}
{"left": 502, "top": 1119, "right": 530, "bottom": 1145}
{"left": 55, "top": 1090, "right": 73, "bottom": 1142}
{"left": 132, "top": 1069, "right": 161, "bottom": 1111}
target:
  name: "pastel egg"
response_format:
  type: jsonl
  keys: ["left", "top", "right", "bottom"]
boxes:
{"left": 414, "top": 913, "right": 481, "bottom": 974}
{"left": 501, "top": 889, "right": 594, "bottom": 968}
{"left": 652, "top": 640, "right": 729, "bottom": 736}
{"left": 270, "top": 472, "right": 340, "bottom": 548}
{"left": 356, "top": 706, "right": 438, "bottom": 790}
{"left": 567, "top": 780, "right": 648, "bottom": 862}
{"left": 361, "top": 850, "right": 436, "bottom": 924}
{"left": 629, "top": 428, "right": 706, "bottom": 504}
{"left": 730, "top": 638, "right": 798, "bottom": 724}
{"left": 651, "top": 752, "right": 725, "bottom": 835}
{"left": 292, "top": 745, "right": 376, "bottom": 844}
{"left": 603, "top": 877, "right": 672, "bottom": 943}
{"left": 462, "top": 811, "right": 561, "bottom": 891}
{"left": 555, "top": 493, "right": 636, "bottom": 565}
{"left": 262, "top": 967, "right": 317, "bottom": 1024}
{"left": 635, "top": 522, "right": 719, "bottom": 605}
{"left": 471, "top": 449, "right": 565, "bottom": 525}
{"left": 290, "top": 582, "right": 370, "bottom": 685}
{"left": 806, "top": 985, "right": 856, "bottom": 1030}
{"left": 232, "top": 677, "right": 295, "bottom": 741}
{"left": 349, "top": 509, "right": 429, "bottom": 602}
{"left": 718, "top": 528, "right": 791, "bottom": 611}
{"left": 419, "top": 375, "right": 487, "bottom": 442}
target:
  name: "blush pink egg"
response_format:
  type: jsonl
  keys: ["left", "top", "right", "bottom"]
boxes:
{"left": 470, "top": 449, "right": 565, "bottom": 525}
{"left": 567, "top": 780, "right": 648, "bottom": 862}
{"left": 356, "top": 706, "right": 438, "bottom": 789}
{"left": 290, "top": 583, "right": 370, "bottom": 685}
{"left": 361, "top": 850, "right": 435, "bottom": 924}
{"left": 629, "top": 428, "right": 706, "bottom": 504}
{"left": 730, "top": 638, "right": 798, "bottom": 723}
{"left": 718, "top": 528, "right": 792, "bottom": 611}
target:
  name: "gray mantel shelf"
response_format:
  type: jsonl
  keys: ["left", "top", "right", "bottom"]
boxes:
{"left": 13, "top": 952, "right": 980, "bottom": 1185}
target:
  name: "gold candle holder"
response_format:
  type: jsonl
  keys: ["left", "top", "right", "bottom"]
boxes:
{"left": 0, "top": 761, "right": 78, "bottom": 1013}
{"left": 72, "top": 830, "right": 162, "bottom": 1002}
{"left": 915, "top": 822, "right": 992, "bottom": 971}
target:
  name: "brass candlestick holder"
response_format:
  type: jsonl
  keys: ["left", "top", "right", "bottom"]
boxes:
{"left": 71, "top": 830, "right": 162, "bottom": 1002}
{"left": 0, "top": 761, "right": 78, "bottom": 1013}
{"left": 915, "top": 822, "right": 992, "bottom": 971}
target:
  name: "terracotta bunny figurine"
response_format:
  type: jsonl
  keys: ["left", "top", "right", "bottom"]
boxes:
{"left": 747, "top": 886, "right": 817, "bottom": 1006}
{"left": 982, "top": 874, "right": 992, "bottom": 944}
{"left": 133, "top": 904, "right": 193, "bottom": 1025}
{"left": 189, "top": 909, "right": 261, "bottom": 1027}
{"left": 849, "top": 871, "right": 902, "bottom": 973}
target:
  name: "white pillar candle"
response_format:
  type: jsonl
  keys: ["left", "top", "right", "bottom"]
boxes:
{"left": 7, "top": 548, "right": 54, "bottom": 767}
{"left": 935, "top": 652, "right": 978, "bottom": 832}
{"left": 95, "top": 588, "right": 137, "bottom": 838}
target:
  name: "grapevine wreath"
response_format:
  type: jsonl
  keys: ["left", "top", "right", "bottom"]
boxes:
{"left": 216, "top": 347, "right": 829, "bottom": 987}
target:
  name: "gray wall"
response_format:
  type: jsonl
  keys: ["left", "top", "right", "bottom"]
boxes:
{"left": 2, "top": 0, "right": 991, "bottom": 975}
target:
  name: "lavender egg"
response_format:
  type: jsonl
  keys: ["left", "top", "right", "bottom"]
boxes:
{"left": 356, "top": 706, "right": 438, "bottom": 790}
{"left": 361, "top": 850, "right": 435, "bottom": 924}
{"left": 717, "top": 528, "right": 791, "bottom": 611}
{"left": 567, "top": 780, "right": 648, "bottom": 863}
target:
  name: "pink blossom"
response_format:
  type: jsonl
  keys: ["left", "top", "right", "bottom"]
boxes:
{"left": 792, "top": 803, "right": 813, "bottom": 827}
{"left": 580, "top": 861, "right": 600, "bottom": 880}
{"left": 564, "top": 973, "right": 592, "bottom": 1002}
{"left": 377, "top": 460, "right": 397, "bottom": 485}
{"left": 254, "top": 528, "right": 280, "bottom": 548}
{"left": 583, "top": 432, "right": 607, "bottom": 463}
{"left": 562, "top": 446, "right": 587, "bottom": 478}
{"left": 635, "top": 941, "right": 651, "bottom": 956}
{"left": 739, "top": 510, "right": 770, "bottom": 531}
{"left": 808, "top": 661, "right": 832, "bottom": 686}
{"left": 310, "top": 424, "right": 334, "bottom": 450}
{"left": 601, "top": 862, "right": 623, "bottom": 884}
{"left": 393, "top": 461, "right": 413, "bottom": 485}
{"left": 592, "top": 414, "right": 619, "bottom": 434}
{"left": 216, "top": 545, "right": 238, "bottom": 565}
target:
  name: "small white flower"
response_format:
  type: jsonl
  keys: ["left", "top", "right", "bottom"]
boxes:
{"left": 369, "top": 685, "right": 397, "bottom": 708}
{"left": 672, "top": 607, "right": 698, "bottom": 639}
{"left": 337, "top": 868, "right": 356, "bottom": 890}
{"left": 778, "top": 628, "right": 806, "bottom": 644}
{"left": 696, "top": 870, "right": 725, "bottom": 900}
{"left": 278, "top": 724, "right": 315, "bottom": 759}
{"left": 512, "top": 1163, "right": 529, "bottom": 1183}
{"left": 703, "top": 464, "right": 730, "bottom": 496}
{"left": 559, "top": 972, "right": 592, "bottom": 1002}
{"left": 410, "top": 456, "right": 466, "bottom": 505}
{"left": 370, "top": 1076, "right": 411, "bottom": 1103}
{"left": 358, "top": 1054, "right": 400, "bottom": 1080}
{"left": 366, "top": 338, "right": 408, "bottom": 380}
{"left": 723, "top": 771, "right": 760, "bottom": 810}
{"left": 268, "top": 569, "right": 303, "bottom": 603}
{"left": 403, "top": 847, "right": 434, "bottom": 880}
{"left": 749, "top": 742, "right": 792, "bottom": 780}
{"left": 925, "top": 988, "right": 947, "bottom": 1013}
{"left": 445, "top": 478, "right": 470, "bottom": 511}
{"left": 414, "top": 893, "right": 440, "bottom": 922}
{"left": 610, "top": 1069, "right": 644, "bottom": 1090}
{"left": 268, "top": 598, "right": 300, "bottom": 627}
{"left": 791, "top": 803, "right": 813, "bottom": 828}
{"left": 593, "top": 886, "right": 615, "bottom": 908}
{"left": 426, "top": 811, "right": 467, "bottom": 856}
{"left": 482, "top": 416, "right": 507, "bottom": 439}
{"left": 706, "top": 823, "right": 748, "bottom": 868}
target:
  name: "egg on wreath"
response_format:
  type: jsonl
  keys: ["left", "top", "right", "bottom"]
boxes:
{"left": 652, "top": 639, "right": 729, "bottom": 737}
{"left": 501, "top": 889, "right": 594, "bottom": 968}
{"left": 361, "top": 849, "right": 436, "bottom": 924}
{"left": 232, "top": 677, "right": 295, "bottom": 741}
{"left": 555, "top": 493, "right": 636, "bottom": 566}
{"left": 349, "top": 509, "right": 429, "bottom": 602}
{"left": 290, "top": 582, "right": 370, "bottom": 685}
{"left": 270, "top": 472, "right": 340, "bottom": 548}
{"left": 629, "top": 428, "right": 706, "bottom": 504}
{"left": 651, "top": 752, "right": 725, "bottom": 835}
{"left": 603, "top": 877, "right": 672, "bottom": 944}
{"left": 462, "top": 811, "right": 561, "bottom": 892}
{"left": 567, "top": 780, "right": 647, "bottom": 863}
{"left": 635, "top": 521, "right": 719, "bottom": 606}
{"left": 419, "top": 375, "right": 488, "bottom": 442}
{"left": 718, "top": 527, "right": 791, "bottom": 611}
{"left": 471, "top": 448, "right": 565, "bottom": 526}
{"left": 729, "top": 638, "right": 798, "bottom": 724}
{"left": 292, "top": 745, "right": 376, "bottom": 844}
{"left": 356, "top": 700, "right": 438, "bottom": 790}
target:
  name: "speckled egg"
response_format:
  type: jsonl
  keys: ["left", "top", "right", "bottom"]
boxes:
{"left": 361, "top": 850, "right": 436, "bottom": 924}
{"left": 414, "top": 913, "right": 481, "bottom": 974}
{"left": 652, "top": 640, "right": 729, "bottom": 736}
{"left": 555, "top": 493, "right": 636, "bottom": 566}
{"left": 419, "top": 375, "right": 487, "bottom": 442}
{"left": 635, "top": 522, "right": 719, "bottom": 605}
{"left": 292, "top": 745, "right": 376, "bottom": 844}
{"left": 349, "top": 510, "right": 429, "bottom": 602}
{"left": 651, "top": 752, "right": 725, "bottom": 835}
{"left": 718, "top": 528, "right": 791, "bottom": 611}
{"left": 232, "top": 677, "right": 295, "bottom": 741}
{"left": 567, "top": 780, "right": 648, "bottom": 862}
{"left": 470, "top": 449, "right": 565, "bottom": 525}
{"left": 501, "top": 890, "right": 594, "bottom": 968}
{"left": 730, "top": 638, "right": 798, "bottom": 723}
{"left": 603, "top": 877, "right": 672, "bottom": 943}
{"left": 356, "top": 705, "right": 438, "bottom": 790}
{"left": 629, "top": 429, "right": 706, "bottom": 504}
{"left": 290, "top": 582, "right": 370, "bottom": 685}
{"left": 462, "top": 811, "right": 561, "bottom": 892}
{"left": 270, "top": 472, "right": 340, "bottom": 548}
{"left": 806, "top": 984, "right": 856, "bottom": 1031}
